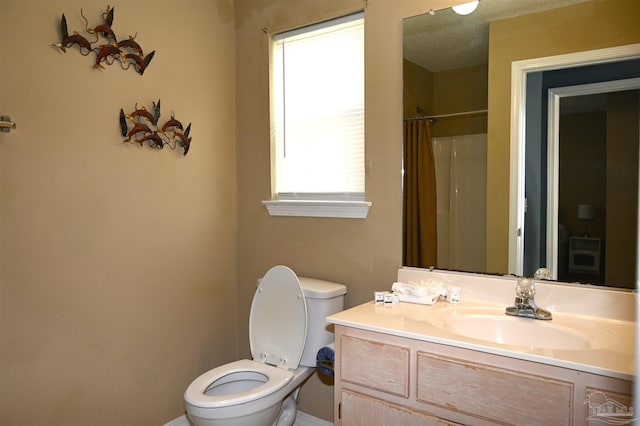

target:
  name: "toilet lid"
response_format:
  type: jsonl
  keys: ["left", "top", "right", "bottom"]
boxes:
{"left": 249, "top": 266, "right": 307, "bottom": 370}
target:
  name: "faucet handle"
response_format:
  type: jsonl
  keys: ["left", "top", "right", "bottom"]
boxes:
{"left": 515, "top": 278, "right": 536, "bottom": 299}
{"left": 507, "top": 278, "right": 552, "bottom": 320}
{"left": 534, "top": 267, "right": 553, "bottom": 280}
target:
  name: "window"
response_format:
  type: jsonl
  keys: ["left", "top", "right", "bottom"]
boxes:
{"left": 262, "top": 12, "right": 371, "bottom": 218}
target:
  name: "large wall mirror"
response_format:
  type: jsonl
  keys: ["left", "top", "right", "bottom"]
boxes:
{"left": 403, "top": 0, "right": 640, "bottom": 289}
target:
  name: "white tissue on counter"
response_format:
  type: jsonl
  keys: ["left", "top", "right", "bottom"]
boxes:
{"left": 391, "top": 280, "right": 447, "bottom": 305}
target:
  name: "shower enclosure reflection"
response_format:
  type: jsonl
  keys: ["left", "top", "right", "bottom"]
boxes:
{"left": 432, "top": 133, "right": 486, "bottom": 272}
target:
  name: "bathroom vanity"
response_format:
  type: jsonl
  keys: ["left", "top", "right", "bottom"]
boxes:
{"left": 327, "top": 268, "right": 635, "bottom": 425}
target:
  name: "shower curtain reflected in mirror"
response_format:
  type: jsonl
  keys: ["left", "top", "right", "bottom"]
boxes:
{"left": 403, "top": 121, "right": 487, "bottom": 271}
{"left": 403, "top": 119, "right": 437, "bottom": 268}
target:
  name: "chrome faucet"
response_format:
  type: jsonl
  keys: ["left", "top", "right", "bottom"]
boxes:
{"left": 505, "top": 278, "right": 552, "bottom": 320}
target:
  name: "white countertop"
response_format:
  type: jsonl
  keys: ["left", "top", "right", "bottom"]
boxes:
{"left": 328, "top": 298, "right": 635, "bottom": 381}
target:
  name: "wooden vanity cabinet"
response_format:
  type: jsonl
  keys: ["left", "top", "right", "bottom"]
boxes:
{"left": 334, "top": 325, "right": 633, "bottom": 426}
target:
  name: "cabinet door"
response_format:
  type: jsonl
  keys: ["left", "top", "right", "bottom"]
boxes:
{"left": 340, "top": 335, "right": 410, "bottom": 397}
{"left": 340, "top": 391, "right": 462, "bottom": 426}
{"left": 416, "top": 351, "right": 573, "bottom": 425}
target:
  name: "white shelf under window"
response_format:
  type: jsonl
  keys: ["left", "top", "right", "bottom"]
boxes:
{"left": 261, "top": 199, "right": 372, "bottom": 218}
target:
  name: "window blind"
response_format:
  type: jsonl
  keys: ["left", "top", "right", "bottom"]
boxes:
{"left": 271, "top": 12, "right": 365, "bottom": 200}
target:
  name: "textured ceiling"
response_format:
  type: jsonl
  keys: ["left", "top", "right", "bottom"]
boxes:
{"left": 403, "top": 0, "right": 592, "bottom": 73}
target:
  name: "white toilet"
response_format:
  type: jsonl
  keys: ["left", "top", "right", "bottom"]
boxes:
{"left": 184, "top": 265, "right": 347, "bottom": 426}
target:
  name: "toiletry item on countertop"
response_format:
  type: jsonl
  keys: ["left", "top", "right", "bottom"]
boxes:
{"left": 390, "top": 280, "right": 448, "bottom": 305}
{"left": 374, "top": 278, "right": 453, "bottom": 306}
{"left": 374, "top": 291, "right": 399, "bottom": 306}
{"left": 447, "top": 286, "right": 461, "bottom": 303}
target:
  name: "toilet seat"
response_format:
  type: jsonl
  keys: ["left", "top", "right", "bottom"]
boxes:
{"left": 184, "top": 359, "right": 293, "bottom": 409}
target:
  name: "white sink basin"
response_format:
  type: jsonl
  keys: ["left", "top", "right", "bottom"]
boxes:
{"left": 427, "top": 307, "right": 616, "bottom": 350}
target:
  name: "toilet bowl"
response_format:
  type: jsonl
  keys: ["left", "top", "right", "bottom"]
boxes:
{"left": 184, "top": 359, "right": 314, "bottom": 426}
{"left": 184, "top": 265, "right": 346, "bottom": 426}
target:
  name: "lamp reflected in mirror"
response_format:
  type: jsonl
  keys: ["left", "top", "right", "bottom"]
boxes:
{"left": 577, "top": 204, "right": 595, "bottom": 237}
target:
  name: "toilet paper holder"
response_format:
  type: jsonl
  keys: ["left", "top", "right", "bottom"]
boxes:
{"left": 0, "top": 116, "right": 16, "bottom": 133}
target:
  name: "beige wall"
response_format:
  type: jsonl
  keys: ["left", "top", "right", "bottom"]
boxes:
{"left": 432, "top": 64, "right": 488, "bottom": 137}
{"left": 403, "top": 58, "right": 434, "bottom": 119}
{"left": 1, "top": 0, "right": 637, "bottom": 424}
{"left": 0, "top": 0, "right": 237, "bottom": 424}
{"left": 235, "top": 0, "right": 460, "bottom": 421}
{"left": 403, "top": 60, "right": 487, "bottom": 137}
{"left": 0, "top": 0, "right": 459, "bottom": 423}
{"left": 486, "top": 0, "right": 640, "bottom": 273}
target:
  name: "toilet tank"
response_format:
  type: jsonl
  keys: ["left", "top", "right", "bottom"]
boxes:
{"left": 298, "top": 277, "right": 347, "bottom": 368}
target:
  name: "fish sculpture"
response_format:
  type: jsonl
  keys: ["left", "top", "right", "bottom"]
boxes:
{"left": 82, "top": 7, "right": 116, "bottom": 43}
{"left": 52, "top": 6, "right": 155, "bottom": 75}
{"left": 120, "top": 103, "right": 193, "bottom": 156}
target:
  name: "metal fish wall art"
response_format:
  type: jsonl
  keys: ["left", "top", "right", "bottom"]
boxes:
{"left": 120, "top": 100, "right": 192, "bottom": 156}
{"left": 52, "top": 6, "right": 155, "bottom": 75}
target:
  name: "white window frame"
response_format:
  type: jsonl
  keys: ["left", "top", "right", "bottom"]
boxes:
{"left": 262, "top": 12, "right": 371, "bottom": 219}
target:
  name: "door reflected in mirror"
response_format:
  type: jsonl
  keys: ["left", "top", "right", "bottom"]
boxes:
{"left": 523, "top": 79, "right": 640, "bottom": 287}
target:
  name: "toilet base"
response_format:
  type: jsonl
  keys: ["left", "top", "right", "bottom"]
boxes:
{"left": 187, "top": 389, "right": 300, "bottom": 426}
{"left": 187, "top": 403, "right": 281, "bottom": 426}
{"left": 276, "top": 389, "right": 300, "bottom": 426}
